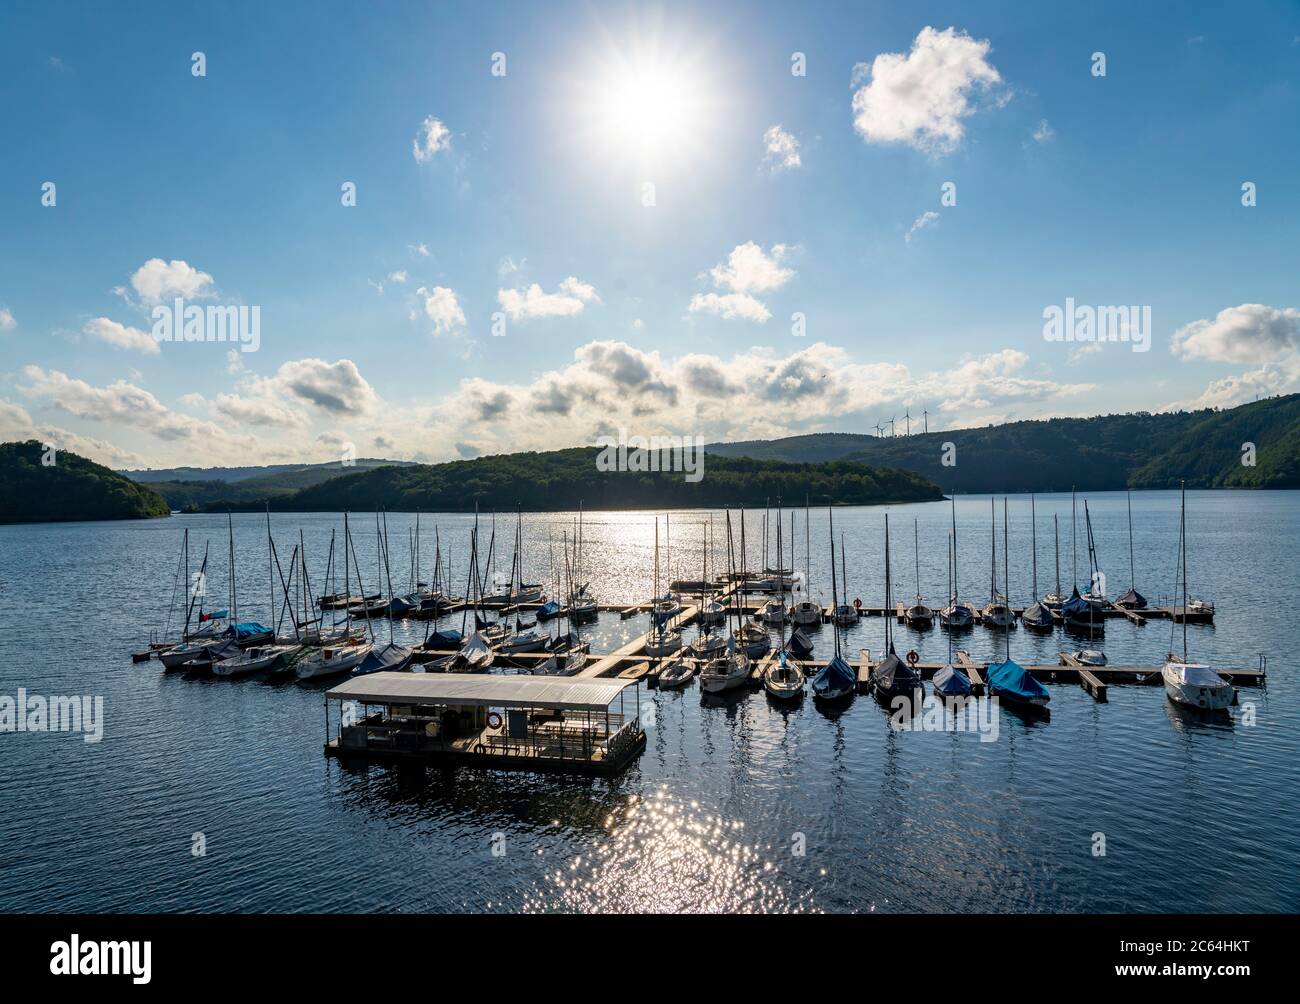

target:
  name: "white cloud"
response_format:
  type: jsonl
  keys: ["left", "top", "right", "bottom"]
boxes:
{"left": 852, "top": 26, "right": 1003, "bottom": 155}
{"left": 0, "top": 307, "right": 15, "bottom": 331}
{"left": 688, "top": 292, "right": 771, "bottom": 322}
{"left": 412, "top": 116, "right": 452, "bottom": 162}
{"left": 689, "top": 242, "right": 794, "bottom": 322}
{"left": 418, "top": 285, "right": 467, "bottom": 335}
{"left": 707, "top": 242, "right": 795, "bottom": 295}
{"left": 387, "top": 270, "right": 408, "bottom": 284}
{"left": 905, "top": 210, "right": 940, "bottom": 244}
{"left": 0, "top": 398, "right": 145, "bottom": 467}
{"left": 410, "top": 243, "right": 430, "bottom": 257}
{"left": 82, "top": 317, "right": 159, "bottom": 354}
{"left": 261, "top": 358, "right": 379, "bottom": 416}
{"left": 1032, "top": 118, "right": 1054, "bottom": 143}
{"left": 762, "top": 125, "right": 801, "bottom": 171}
{"left": 1170, "top": 303, "right": 1300, "bottom": 364}
{"left": 129, "top": 258, "right": 214, "bottom": 305}
{"left": 18, "top": 366, "right": 222, "bottom": 442}
{"left": 497, "top": 277, "right": 600, "bottom": 322}
{"left": 1163, "top": 365, "right": 1294, "bottom": 412}
{"left": 212, "top": 392, "right": 309, "bottom": 430}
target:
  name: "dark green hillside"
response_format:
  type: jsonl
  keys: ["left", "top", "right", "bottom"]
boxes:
{"left": 200, "top": 448, "right": 943, "bottom": 512}
{"left": 0, "top": 440, "right": 171, "bottom": 524}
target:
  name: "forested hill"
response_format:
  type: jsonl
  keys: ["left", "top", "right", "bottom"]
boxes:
{"left": 0, "top": 441, "right": 171, "bottom": 524}
{"left": 194, "top": 448, "right": 943, "bottom": 512}
{"left": 705, "top": 394, "right": 1300, "bottom": 492}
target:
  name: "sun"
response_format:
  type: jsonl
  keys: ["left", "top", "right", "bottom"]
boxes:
{"left": 570, "top": 27, "right": 723, "bottom": 178}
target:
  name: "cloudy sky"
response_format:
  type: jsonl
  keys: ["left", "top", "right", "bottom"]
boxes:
{"left": 1, "top": 1, "right": 1298, "bottom": 469}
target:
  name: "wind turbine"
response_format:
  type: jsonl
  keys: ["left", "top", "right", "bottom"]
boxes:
{"left": 874, "top": 422, "right": 882, "bottom": 437}
{"left": 922, "top": 409, "right": 929, "bottom": 434}
{"left": 889, "top": 416, "right": 896, "bottom": 437}
{"left": 904, "top": 409, "right": 912, "bottom": 436}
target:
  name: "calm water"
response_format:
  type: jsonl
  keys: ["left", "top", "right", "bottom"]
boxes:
{"left": 1, "top": 491, "right": 1297, "bottom": 913}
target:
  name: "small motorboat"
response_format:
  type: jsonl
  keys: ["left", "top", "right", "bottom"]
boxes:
{"left": 1162, "top": 660, "right": 1232, "bottom": 711}
{"left": 295, "top": 641, "right": 372, "bottom": 680}
{"left": 158, "top": 640, "right": 220, "bottom": 671}
{"left": 931, "top": 663, "right": 973, "bottom": 698}
{"left": 569, "top": 592, "right": 598, "bottom": 621}
{"left": 810, "top": 653, "right": 855, "bottom": 702}
{"left": 657, "top": 657, "right": 695, "bottom": 689}
{"left": 762, "top": 651, "right": 805, "bottom": 701}
{"left": 1073, "top": 649, "right": 1108, "bottom": 667}
{"left": 1188, "top": 598, "right": 1215, "bottom": 617}
{"left": 985, "top": 657, "right": 1050, "bottom": 708}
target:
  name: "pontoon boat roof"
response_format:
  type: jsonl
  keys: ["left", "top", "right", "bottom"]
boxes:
{"left": 326, "top": 671, "right": 637, "bottom": 711}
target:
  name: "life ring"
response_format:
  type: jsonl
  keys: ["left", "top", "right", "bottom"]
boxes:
{"left": 907, "top": 650, "right": 920, "bottom": 667}
{"left": 853, "top": 597, "right": 862, "bottom": 608}
{"left": 486, "top": 711, "right": 503, "bottom": 730}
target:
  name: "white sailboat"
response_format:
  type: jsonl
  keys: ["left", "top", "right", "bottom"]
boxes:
{"left": 762, "top": 503, "right": 805, "bottom": 700}
{"left": 980, "top": 497, "right": 1015, "bottom": 629}
{"left": 939, "top": 494, "right": 974, "bottom": 630}
{"left": 1162, "top": 484, "right": 1233, "bottom": 711}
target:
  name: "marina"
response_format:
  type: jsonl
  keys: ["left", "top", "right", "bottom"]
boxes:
{"left": 3, "top": 490, "right": 1294, "bottom": 913}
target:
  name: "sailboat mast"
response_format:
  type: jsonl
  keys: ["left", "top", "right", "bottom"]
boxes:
{"left": 1003, "top": 497, "right": 1009, "bottom": 611}
{"left": 1054, "top": 514, "right": 1061, "bottom": 596}
{"left": 828, "top": 507, "right": 840, "bottom": 657}
{"left": 228, "top": 511, "right": 237, "bottom": 624}
{"left": 1181, "top": 482, "right": 1188, "bottom": 662}
{"left": 951, "top": 493, "right": 959, "bottom": 601}
{"left": 1031, "top": 494, "right": 1039, "bottom": 597}
{"left": 883, "top": 514, "right": 891, "bottom": 649}
{"left": 914, "top": 517, "right": 921, "bottom": 603}
{"left": 1071, "top": 486, "right": 1078, "bottom": 588}
{"left": 343, "top": 512, "right": 352, "bottom": 637}
{"left": 989, "top": 496, "right": 996, "bottom": 602}
{"left": 1127, "top": 489, "right": 1136, "bottom": 590}
{"left": 382, "top": 510, "right": 395, "bottom": 645}
{"left": 265, "top": 504, "right": 275, "bottom": 629}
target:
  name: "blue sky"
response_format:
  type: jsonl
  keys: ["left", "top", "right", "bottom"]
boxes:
{"left": 1, "top": 0, "right": 1297, "bottom": 468}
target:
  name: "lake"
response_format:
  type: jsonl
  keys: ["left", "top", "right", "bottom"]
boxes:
{"left": 1, "top": 490, "right": 1296, "bottom": 912}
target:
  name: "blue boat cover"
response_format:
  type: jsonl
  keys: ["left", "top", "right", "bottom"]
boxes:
{"left": 932, "top": 664, "right": 972, "bottom": 696}
{"left": 226, "top": 622, "right": 271, "bottom": 641}
{"left": 537, "top": 600, "right": 562, "bottom": 620}
{"left": 1060, "top": 587, "right": 1093, "bottom": 619}
{"left": 424, "top": 628, "right": 463, "bottom": 650}
{"left": 389, "top": 594, "right": 418, "bottom": 614}
{"left": 354, "top": 643, "right": 413, "bottom": 676}
{"left": 812, "top": 654, "right": 854, "bottom": 696}
{"left": 986, "top": 658, "right": 1050, "bottom": 702}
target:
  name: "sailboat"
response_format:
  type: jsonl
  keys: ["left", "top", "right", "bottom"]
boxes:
{"left": 1115, "top": 490, "right": 1148, "bottom": 609}
{"left": 939, "top": 494, "right": 974, "bottom": 629}
{"left": 791, "top": 497, "right": 821, "bottom": 625}
{"left": 1063, "top": 501, "right": 1105, "bottom": 636}
{"left": 734, "top": 507, "right": 772, "bottom": 658}
{"left": 1041, "top": 513, "right": 1067, "bottom": 610}
{"left": 567, "top": 504, "right": 599, "bottom": 622}
{"left": 644, "top": 518, "right": 683, "bottom": 657}
{"left": 980, "top": 498, "right": 1014, "bottom": 629}
{"left": 1162, "top": 483, "right": 1233, "bottom": 711}
{"left": 932, "top": 549, "right": 973, "bottom": 698}
{"left": 699, "top": 511, "right": 751, "bottom": 694}
{"left": 764, "top": 502, "right": 806, "bottom": 701}
{"left": 1021, "top": 494, "right": 1056, "bottom": 632}
{"left": 872, "top": 514, "right": 922, "bottom": 706}
{"left": 297, "top": 513, "right": 373, "bottom": 679}
{"left": 985, "top": 565, "right": 1050, "bottom": 711}
{"left": 904, "top": 517, "right": 934, "bottom": 627}
{"left": 811, "top": 507, "right": 856, "bottom": 702}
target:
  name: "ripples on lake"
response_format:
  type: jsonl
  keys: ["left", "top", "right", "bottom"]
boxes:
{"left": 0, "top": 491, "right": 1296, "bottom": 912}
